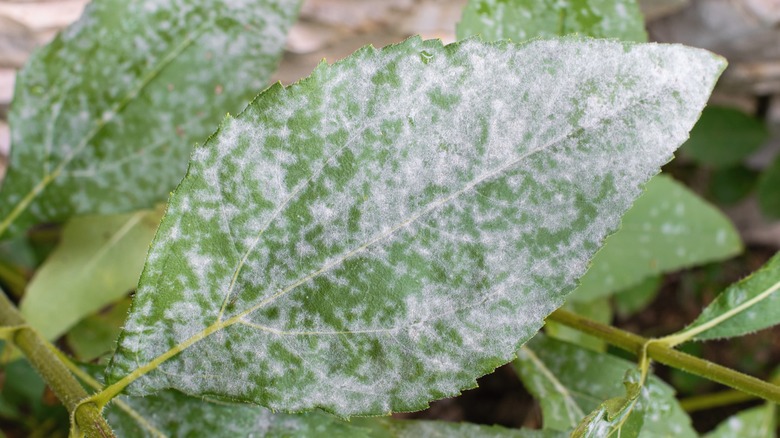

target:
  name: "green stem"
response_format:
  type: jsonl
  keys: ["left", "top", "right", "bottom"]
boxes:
{"left": 547, "top": 309, "right": 780, "bottom": 404}
{"left": 678, "top": 389, "right": 755, "bottom": 412}
{"left": 0, "top": 290, "right": 114, "bottom": 437}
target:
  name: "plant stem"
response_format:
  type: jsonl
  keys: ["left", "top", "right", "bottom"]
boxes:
{"left": 0, "top": 290, "right": 114, "bottom": 437}
{"left": 547, "top": 308, "right": 780, "bottom": 404}
{"left": 678, "top": 389, "right": 755, "bottom": 412}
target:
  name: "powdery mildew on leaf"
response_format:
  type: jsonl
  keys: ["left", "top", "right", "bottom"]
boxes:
{"left": 0, "top": 0, "right": 300, "bottom": 238}
{"left": 457, "top": 0, "right": 647, "bottom": 43}
{"left": 105, "top": 385, "right": 546, "bottom": 437}
{"left": 107, "top": 37, "right": 724, "bottom": 417}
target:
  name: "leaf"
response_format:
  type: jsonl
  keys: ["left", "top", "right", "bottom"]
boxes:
{"left": 704, "top": 404, "right": 776, "bottom": 438}
{"left": 571, "top": 175, "right": 741, "bottom": 302}
{"left": 514, "top": 346, "right": 585, "bottom": 431}
{"left": 613, "top": 275, "right": 661, "bottom": 317}
{"left": 681, "top": 106, "right": 768, "bottom": 168}
{"left": 104, "top": 388, "right": 366, "bottom": 437}
{"left": 709, "top": 165, "right": 758, "bottom": 205}
{"left": 515, "top": 335, "right": 695, "bottom": 437}
{"left": 355, "top": 419, "right": 561, "bottom": 438}
{"left": 457, "top": 0, "right": 647, "bottom": 43}
{"left": 758, "top": 155, "right": 780, "bottom": 219}
{"left": 66, "top": 298, "right": 132, "bottom": 362}
{"left": 106, "top": 37, "right": 724, "bottom": 416}
{"left": 676, "top": 251, "right": 780, "bottom": 342}
{"left": 19, "top": 208, "right": 163, "bottom": 340}
{"left": 0, "top": 0, "right": 301, "bottom": 239}
{"left": 98, "top": 376, "right": 547, "bottom": 437}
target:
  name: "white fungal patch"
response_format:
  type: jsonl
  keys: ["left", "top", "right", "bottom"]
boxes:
{"left": 0, "top": 0, "right": 300, "bottom": 237}
{"left": 107, "top": 38, "right": 723, "bottom": 417}
{"left": 457, "top": 0, "right": 647, "bottom": 43}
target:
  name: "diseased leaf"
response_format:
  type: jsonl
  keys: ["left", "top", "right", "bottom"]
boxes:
{"left": 0, "top": 0, "right": 301, "bottom": 239}
{"left": 681, "top": 106, "right": 768, "bottom": 168}
{"left": 102, "top": 382, "right": 546, "bottom": 437}
{"left": 680, "top": 251, "right": 780, "bottom": 341}
{"left": 516, "top": 335, "right": 695, "bottom": 437}
{"left": 571, "top": 175, "right": 741, "bottom": 302}
{"left": 758, "top": 155, "right": 780, "bottom": 219}
{"left": 457, "top": 0, "right": 647, "bottom": 43}
{"left": 107, "top": 37, "right": 724, "bottom": 416}
{"left": 20, "top": 208, "right": 163, "bottom": 340}
{"left": 704, "top": 404, "right": 776, "bottom": 438}
{"left": 355, "top": 418, "right": 560, "bottom": 438}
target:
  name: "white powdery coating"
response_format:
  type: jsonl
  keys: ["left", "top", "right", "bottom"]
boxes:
{"left": 457, "top": 0, "right": 646, "bottom": 43}
{"left": 108, "top": 37, "right": 723, "bottom": 416}
{"left": 0, "top": 0, "right": 299, "bottom": 236}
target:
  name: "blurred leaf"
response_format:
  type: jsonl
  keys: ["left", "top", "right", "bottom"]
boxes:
{"left": 20, "top": 207, "right": 163, "bottom": 340}
{"left": 758, "top": 155, "right": 780, "bottom": 219}
{"left": 514, "top": 346, "right": 585, "bottom": 431}
{"left": 709, "top": 165, "right": 759, "bottom": 205}
{"left": 515, "top": 335, "right": 695, "bottom": 437}
{"left": 572, "top": 175, "right": 741, "bottom": 301}
{"left": 66, "top": 298, "right": 132, "bottom": 362}
{"left": 0, "top": 0, "right": 302, "bottom": 239}
{"left": 678, "top": 251, "right": 780, "bottom": 342}
{"left": 546, "top": 298, "right": 612, "bottom": 351}
{"left": 681, "top": 106, "right": 768, "bottom": 167}
{"left": 0, "top": 359, "right": 68, "bottom": 427}
{"left": 457, "top": 0, "right": 646, "bottom": 42}
{"left": 704, "top": 404, "right": 776, "bottom": 438}
{"left": 106, "top": 37, "right": 725, "bottom": 415}
{"left": 613, "top": 275, "right": 661, "bottom": 317}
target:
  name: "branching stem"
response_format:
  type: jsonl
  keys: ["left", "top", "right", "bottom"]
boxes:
{"left": 547, "top": 308, "right": 780, "bottom": 404}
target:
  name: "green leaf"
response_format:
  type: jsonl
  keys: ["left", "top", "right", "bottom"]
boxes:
{"left": 66, "top": 298, "right": 132, "bottom": 362}
{"left": 709, "top": 165, "right": 758, "bottom": 206}
{"left": 613, "top": 275, "right": 661, "bottom": 317}
{"left": 101, "top": 380, "right": 547, "bottom": 437}
{"left": 571, "top": 175, "right": 741, "bottom": 302}
{"left": 20, "top": 208, "right": 163, "bottom": 340}
{"left": 704, "top": 404, "right": 777, "bottom": 438}
{"left": 457, "top": 0, "right": 647, "bottom": 43}
{"left": 677, "top": 251, "right": 780, "bottom": 342}
{"left": 515, "top": 335, "right": 695, "bottom": 437}
{"left": 0, "top": 0, "right": 301, "bottom": 239}
{"left": 106, "top": 37, "right": 724, "bottom": 416}
{"left": 514, "top": 346, "right": 585, "bottom": 430}
{"left": 681, "top": 106, "right": 768, "bottom": 168}
{"left": 758, "top": 155, "right": 780, "bottom": 219}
